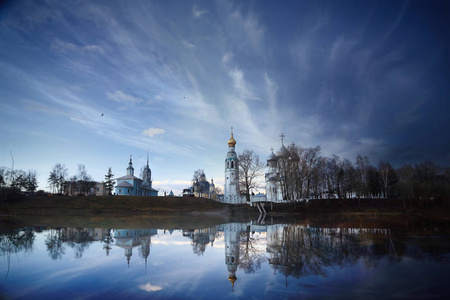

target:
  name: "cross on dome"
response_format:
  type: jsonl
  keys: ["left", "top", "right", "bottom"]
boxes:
{"left": 279, "top": 133, "right": 285, "bottom": 145}
{"left": 228, "top": 126, "right": 236, "bottom": 146}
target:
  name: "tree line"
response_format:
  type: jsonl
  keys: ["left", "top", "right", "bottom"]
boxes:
{"left": 238, "top": 145, "right": 450, "bottom": 203}
{"left": 0, "top": 167, "right": 38, "bottom": 199}
{"left": 47, "top": 163, "right": 115, "bottom": 196}
{"left": 0, "top": 163, "right": 116, "bottom": 200}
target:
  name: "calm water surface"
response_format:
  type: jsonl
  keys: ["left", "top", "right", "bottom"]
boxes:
{"left": 1, "top": 220, "right": 449, "bottom": 299}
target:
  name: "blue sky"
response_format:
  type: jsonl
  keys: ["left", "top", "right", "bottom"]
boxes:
{"left": 1, "top": 0, "right": 449, "bottom": 194}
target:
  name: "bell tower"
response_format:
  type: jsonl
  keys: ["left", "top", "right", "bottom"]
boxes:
{"left": 224, "top": 127, "right": 241, "bottom": 204}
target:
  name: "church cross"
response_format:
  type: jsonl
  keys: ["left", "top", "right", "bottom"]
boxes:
{"left": 279, "top": 133, "right": 285, "bottom": 145}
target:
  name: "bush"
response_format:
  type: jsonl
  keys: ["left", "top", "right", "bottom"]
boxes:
{"left": 0, "top": 187, "right": 22, "bottom": 202}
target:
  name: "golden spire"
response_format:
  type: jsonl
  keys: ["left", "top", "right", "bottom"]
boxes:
{"left": 228, "top": 275, "right": 237, "bottom": 287}
{"left": 228, "top": 126, "right": 236, "bottom": 147}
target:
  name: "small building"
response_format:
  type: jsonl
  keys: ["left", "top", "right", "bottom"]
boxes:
{"left": 64, "top": 180, "right": 105, "bottom": 196}
{"left": 115, "top": 156, "right": 158, "bottom": 196}
{"left": 189, "top": 173, "right": 217, "bottom": 200}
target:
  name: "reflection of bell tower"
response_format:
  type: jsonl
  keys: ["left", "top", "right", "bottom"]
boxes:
{"left": 140, "top": 238, "right": 151, "bottom": 273}
{"left": 224, "top": 223, "right": 242, "bottom": 290}
{"left": 125, "top": 248, "right": 132, "bottom": 267}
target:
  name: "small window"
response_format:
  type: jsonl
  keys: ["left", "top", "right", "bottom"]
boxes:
{"left": 231, "top": 161, "right": 234, "bottom": 168}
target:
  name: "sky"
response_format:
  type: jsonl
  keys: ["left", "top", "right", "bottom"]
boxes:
{"left": 1, "top": 0, "right": 449, "bottom": 195}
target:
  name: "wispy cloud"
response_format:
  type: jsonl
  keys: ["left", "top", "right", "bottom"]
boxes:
{"left": 51, "top": 38, "right": 105, "bottom": 55}
{"left": 218, "top": 1, "right": 266, "bottom": 56}
{"left": 181, "top": 40, "right": 195, "bottom": 49}
{"left": 107, "top": 90, "right": 143, "bottom": 105}
{"left": 143, "top": 127, "right": 165, "bottom": 138}
{"left": 192, "top": 5, "right": 207, "bottom": 19}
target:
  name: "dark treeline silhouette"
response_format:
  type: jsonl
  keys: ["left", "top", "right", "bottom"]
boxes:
{"left": 0, "top": 167, "right": 38, "bottom": 201}
{"left": 275, "top": 144, "right": 450, "bottom": 204}
{"left": 265, "top": 223, "right": 450, "bottom": 282}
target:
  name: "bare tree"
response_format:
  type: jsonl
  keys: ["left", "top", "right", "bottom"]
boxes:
{"left": 77, "top": 164, "right": 95, "bottom": 195}
{"left": 0, "top": 167, "right": 6, "bottom": 187}
{"left": 302, "top": 146, "right": 321, "bottom": 199}
{"left": 23, "top": 170, "right": 38, "bottom": 195}
{"left": 192, "top": 169, "right": 205, "bottom": 182}
{"left": 238, "top": 149, "right": 264, "bottom": 202}
{"left": 48, "top": 163, "right": 68, "bottom": 194}
{"left": 378, "top": 161, "right": 398, "bottom": 198}
{"left": 355, "top": 154, "right": 371, "bottom": 198}
{"left": 214, "top": 186, "right": 223, "bottom": 195}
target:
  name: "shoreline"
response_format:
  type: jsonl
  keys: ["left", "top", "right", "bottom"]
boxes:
{"left": 1, "top": 196, "right": 449, "bottom": 229}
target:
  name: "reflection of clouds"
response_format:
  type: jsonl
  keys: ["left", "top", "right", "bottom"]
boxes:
{"left": 139, "top": 282, "right": 163, "bottom": 292}
{"left": 211, "top": 236, "right": 225, "bottom": 249}
{"left": 152, "top": 241, "right": 191, "bottom": 246}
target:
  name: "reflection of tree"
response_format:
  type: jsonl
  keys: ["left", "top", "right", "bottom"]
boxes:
{"left": 45, "top": 229, "right": 65, "bottom": 260}
{"left": 267, "top": 226, "right": 393, "bottom": 282}
{"left": 0, "top": 227, "right": 35, "bottom": 281}
{"left": 45, "top": 228, "right": 96, "bottom": 260}
{"left": 239, "top": 225, "right": 266, "bottom": 273}
{"left": 103, "top": 230, "right": 113, "bottom": 256}
{"left": 61, "top": 228, "right": 94, "bottom": 259}
{"left": 184, "top": 228, "right": 217, "bottom": 256}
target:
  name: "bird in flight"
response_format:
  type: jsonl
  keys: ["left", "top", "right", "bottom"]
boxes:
{"left": 101, "top": 113, "right": 104, "bottom": 116}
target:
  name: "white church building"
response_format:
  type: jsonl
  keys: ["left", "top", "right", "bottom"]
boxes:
{"left": 115, "top": 155, "right": 158, "bottom": 196}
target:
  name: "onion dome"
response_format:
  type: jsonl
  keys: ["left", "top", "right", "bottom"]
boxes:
{"left": 267, "top": 150, "right": 278, "bottom": 162}
{"left": 228, "top": 132, "right": 236, "bottom": 147}
{"left": 276, "top": 144, "right": 290, "bottom": 159}
{"left": 228, "top": 275, "right": 237, "bottom": 287}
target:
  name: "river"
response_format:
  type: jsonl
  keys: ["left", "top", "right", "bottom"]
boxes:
{"left": 1, "top": 218, "right": 449, "bottom": 299}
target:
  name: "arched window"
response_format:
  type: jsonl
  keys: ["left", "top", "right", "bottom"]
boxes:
{"left": 227, "top": 161, "right": 230, "bottom": 168}
{"left": 231, "top": 161, "right": 234, "bottom": 169}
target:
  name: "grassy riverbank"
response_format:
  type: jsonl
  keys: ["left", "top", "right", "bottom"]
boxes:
{"left": 0, "top": 195, "right": 255, "bottom": 228}
{"left": 0, "top": 195, "right": 448, "bottom": 229}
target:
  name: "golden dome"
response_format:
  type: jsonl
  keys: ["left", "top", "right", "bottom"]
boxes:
{"left": 228, "top": 275, "right": 237, "bottom": 286}
{"left": 228, "top": 132, "right": 236, "bottom": 147}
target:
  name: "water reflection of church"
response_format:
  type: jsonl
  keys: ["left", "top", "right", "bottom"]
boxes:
{"left": 113, "top": 229, "right": 158, "bottom": 267}
{"left": 183, "top": 223, "right": 244, "bottom": 288}
{"left": 217, "top": 223, "right": 391, "bottom": 289}
{"left": 224, "top": 223, "right": 245, "bottom": 288}
{"left": 109, "top": 223, "right": 390, "bottom": 289}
